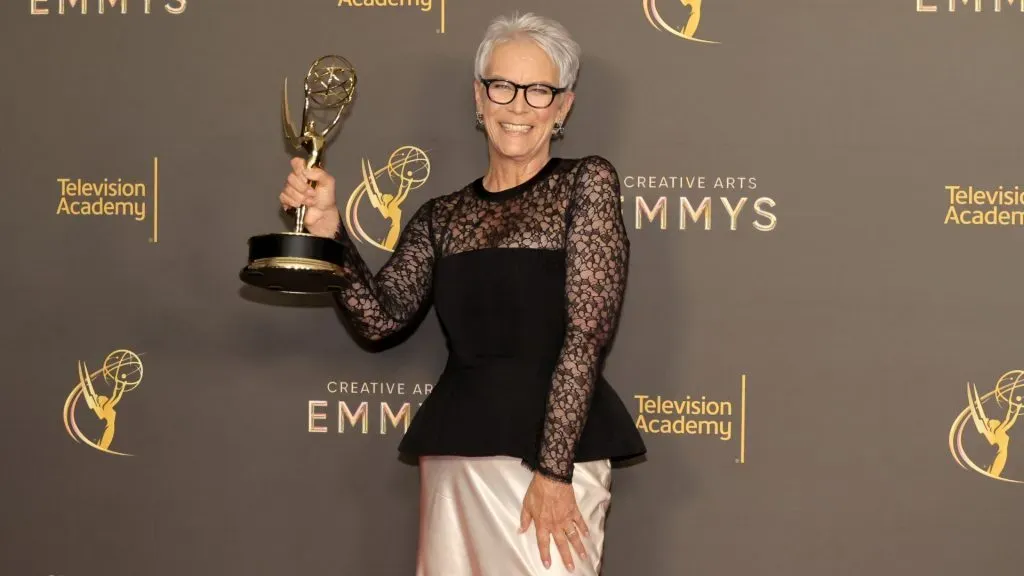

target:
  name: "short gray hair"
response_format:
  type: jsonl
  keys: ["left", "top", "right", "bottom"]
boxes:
{"left": 474, "top": 12, "right": 581, "bottom": 90}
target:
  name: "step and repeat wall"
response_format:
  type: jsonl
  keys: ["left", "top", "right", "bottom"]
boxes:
{"left": 2, "top": 0, "right": 1022, "bottom": 574}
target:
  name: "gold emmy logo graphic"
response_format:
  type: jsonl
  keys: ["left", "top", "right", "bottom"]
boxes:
{"left": 343, "top": 146, "right": 431, "bottom": 252}
{"left": 62, "top": 349, "right": 144, "bottom": 456}
{"left": 643, "top": 0, "right": 718, "bottom": 44}
{"left": 950, "top": 370, "right": 1024, "bottom": 483}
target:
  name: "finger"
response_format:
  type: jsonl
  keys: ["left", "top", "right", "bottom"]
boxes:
{"left": 290, "top": 156, "right": 306, "bottom": 175}
{"left": 552, "top": 530, "right": 575, "bottom": 572}
{"left": 519, "top": 505, "right": 532, "bottom": 534}
{"left": 283, "top": 179, "right": 308, "bottom": 201}
{"left": 566, "top": 522, "right": 588, "bottom": 561}
{"left": 535, "top": 526, "right": 552, "bottom": 569}
{"left": 287, "top": 172, "right": 315, "bottom": 196}
{"left": 574, "top": 511, "right": 590, "bottom": 538}
{"left": 280, "top": 190, "right": 302, "bottom": 209}
{"left": 280, "top": 187, "right": 307, "bottom": 208}
{"left": 301, "top": 165, "right": 324, "bottom": 182}
{"left": 303, "top": 166, "right": 335, "bottom": 188}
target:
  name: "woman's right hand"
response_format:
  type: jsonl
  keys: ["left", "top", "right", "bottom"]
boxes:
{"left": 279, "top": 156, "right": 340, "bottom": 239}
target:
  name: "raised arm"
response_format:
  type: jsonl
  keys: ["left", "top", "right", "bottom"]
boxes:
{"left": 537, "top": 156, "right": 629, "bottom": 483}
{"left": 330, "top": 198, "right": 437, "bottom": 342}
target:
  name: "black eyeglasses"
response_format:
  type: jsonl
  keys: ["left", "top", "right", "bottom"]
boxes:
{"left": 479, "top": 78, "right": 567, "bottom": 109}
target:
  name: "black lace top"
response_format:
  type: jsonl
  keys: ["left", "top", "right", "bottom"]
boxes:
{"left": 330, "top": 155, "right": 646, "bottom": 483}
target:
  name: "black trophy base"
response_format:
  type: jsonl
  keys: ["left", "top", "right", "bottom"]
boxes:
{"left": 240, "top": 231, "right": 347, "bottom": 294}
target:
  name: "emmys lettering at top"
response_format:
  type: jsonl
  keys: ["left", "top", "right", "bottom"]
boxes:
{"left": 30, "top": 0, "right": 187, "bottom": 15}
{"left": 916, "top": 0, "right": 1024, "bottom": 12}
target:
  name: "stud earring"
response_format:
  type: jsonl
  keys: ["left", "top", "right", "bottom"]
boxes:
{"left": 552, "top": 120, "right": 565, "bottom": 137}
{"left": 475, "top": 112, "right": 484, "bottom": 127}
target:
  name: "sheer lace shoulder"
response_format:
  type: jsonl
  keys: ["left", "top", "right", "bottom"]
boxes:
{"left": 536, "top": 155, "right": 630, "bottom": 482}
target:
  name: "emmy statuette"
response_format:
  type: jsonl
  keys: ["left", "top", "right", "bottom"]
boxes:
{"left": 240, "top": 55, "right": 357, "bottom": 294}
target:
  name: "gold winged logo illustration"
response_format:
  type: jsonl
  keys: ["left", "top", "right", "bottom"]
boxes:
{"left": 63, "top": 349, "right": 144, "bottom": 456}
{"left": 344, "top": 146, "right": 431, "bottom": 252}
{"left": 950, "top": 370, "right": 1024, "bottom": 483}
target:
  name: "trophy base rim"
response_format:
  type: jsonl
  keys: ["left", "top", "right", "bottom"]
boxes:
{"left": 241, "top": 231, "right": 347, "bottom": 295}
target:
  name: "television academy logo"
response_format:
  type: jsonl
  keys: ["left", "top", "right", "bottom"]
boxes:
{"left": 336, "top": 0, "right": 446, "bottom": 34}
{"left": 634, "top": 373, "right": 748, "bottom": 464}
{"left": 55, "top": 157, "right": 161, "bottom": 243}
{"left": 943, "top": 184, "right": 1024, "bottom": 227}
{"left": 950, "top": 370, "right": 1024, "bottom": 483}
{"left": 643, "top": 0, "right": 719, "bottom": 44}
{"left": 343, "top": 145, "right": 431, "bottom": 253}
{"left": 62, "top": 349, "right": 146, "bottom": 456}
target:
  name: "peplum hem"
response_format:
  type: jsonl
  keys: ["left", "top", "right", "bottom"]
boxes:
{"left": 397, "top": 374, "right": 647, "bottom": 469}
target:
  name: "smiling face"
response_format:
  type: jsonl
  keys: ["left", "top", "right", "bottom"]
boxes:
{"left": 474, "top": 38, "right": 575, "bottom": 164}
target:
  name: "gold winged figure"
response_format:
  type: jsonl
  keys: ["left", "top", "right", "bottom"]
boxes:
{"left": 77, "top": 359, "right": 124, "bottom": 450}
{"left": 967, "top": 381, "right": 1023, "bottom": 478}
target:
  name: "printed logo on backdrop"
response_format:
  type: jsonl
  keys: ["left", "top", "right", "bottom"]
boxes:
{"left": 343, "top": 146, "right": 431, "bottom": 253}
{"left": 337, "top": 0, "right": 446, "bottom": 34}
{"left": 917, "top": 1, "right": 1024, "bottom": 13}
{"left": 643, "top": 0, "right": 719, "bottom": 44}
{"left": 31, "top": 0, "right": 187, "bottom": 15}
{"left": 944, "top": 185, "right": 1024, "bottom": 227}
{"left": 635, "top": 374, "right": 748, "bottom": 463}
{"left": 308, "top": 378, "right": 433, "bottom": 436}
{"left": 950, "top": 370, "right": 1024, "bottom": 483}
{"left": 63, "top": 349, "right": 145, "bottom": 456}
{"left": 55, "top": 157, "right": 161, "bottom": 243}
{"left": 623, "top": 174, "right": 776, "bottom": 232}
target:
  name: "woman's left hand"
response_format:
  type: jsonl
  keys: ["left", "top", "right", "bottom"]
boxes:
{"left": 519, "top": 472, "right": 589, "bottom": 571}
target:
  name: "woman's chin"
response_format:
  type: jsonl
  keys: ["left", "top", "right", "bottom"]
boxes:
{"left": 491, "top": 138, "right": 543, "bottom": 161}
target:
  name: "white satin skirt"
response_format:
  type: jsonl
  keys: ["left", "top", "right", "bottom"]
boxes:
{"left": 415, "top": 455, "right": 612, "bottom": 576}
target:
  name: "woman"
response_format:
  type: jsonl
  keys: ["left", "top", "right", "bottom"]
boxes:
{"left": 279, "top": 12, "right": 646, "bottom": 575}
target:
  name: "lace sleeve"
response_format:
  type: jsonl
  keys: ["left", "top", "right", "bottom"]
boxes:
{"left": 537, "top": 156, "right": 630, "bottom": 483}
{"left": 330, "top": 198, "right": 437, "bottom": 342}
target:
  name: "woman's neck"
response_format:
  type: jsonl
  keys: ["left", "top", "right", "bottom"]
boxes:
{"left": 482, "top": 151, "right": 551, "bottom": 192}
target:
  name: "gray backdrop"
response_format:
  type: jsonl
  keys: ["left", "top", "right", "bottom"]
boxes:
{"left": 3, "top": 0, "right": 1022, "bottom": 574}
